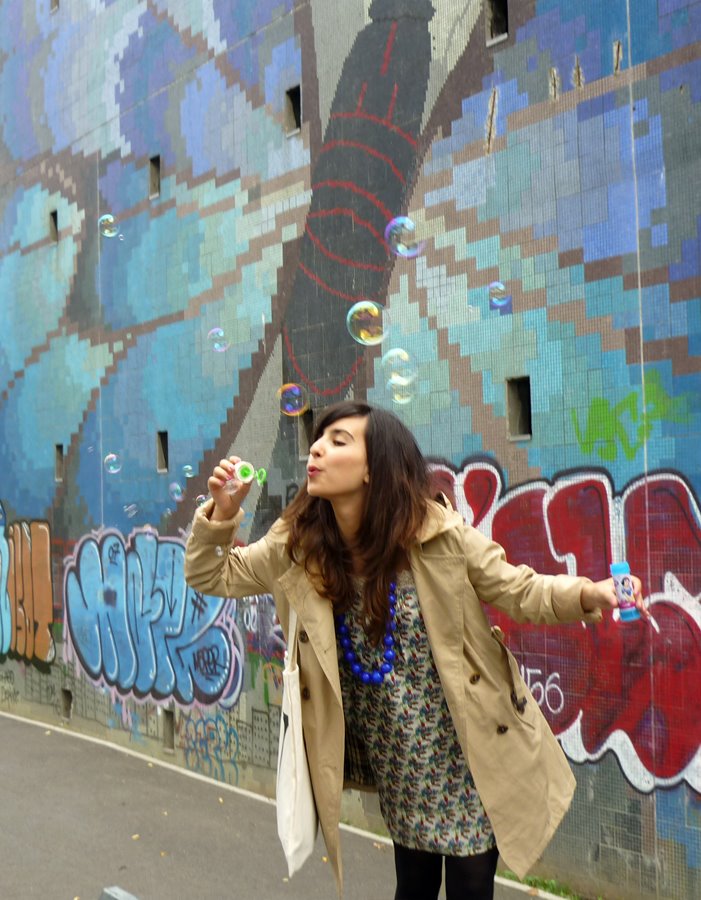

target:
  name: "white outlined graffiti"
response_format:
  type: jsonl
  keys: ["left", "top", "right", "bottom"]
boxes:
{"left": 64, "top": 527, "right": 245, "bottom": 708}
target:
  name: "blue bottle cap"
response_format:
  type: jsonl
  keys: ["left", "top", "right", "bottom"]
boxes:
{"left": 619, "top": 606, "right": 641, "bottom": 622}
{"left": 610, "top": 561, "right": 630, "bottom": 576}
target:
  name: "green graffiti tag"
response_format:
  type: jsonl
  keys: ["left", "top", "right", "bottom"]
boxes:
{"left": 572, "top": 370, "right": 691, "bottom": 461}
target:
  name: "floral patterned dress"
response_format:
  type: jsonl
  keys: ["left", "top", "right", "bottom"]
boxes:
{"left": 337, "top": 570, "right": 495, "bottom": 856}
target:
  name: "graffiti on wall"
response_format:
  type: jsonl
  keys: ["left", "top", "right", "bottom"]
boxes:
{"left": 0, "top": 503, "right": 56, "bottom": 665}
{"left": 177, "top": 708, "right": 240, "bottom": 784}
{"left": 429, "top": 462, "right": 701, "bottom": 794}
{"left": 63, "top": 527, "right": 245, "bottom": 708}
{"left": 572, "top": 370, "right": 693, "bottom": 462}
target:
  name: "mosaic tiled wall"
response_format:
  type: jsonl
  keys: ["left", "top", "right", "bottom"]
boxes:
{"left": 1, "top": 1, "right": 700, "bottom": 898}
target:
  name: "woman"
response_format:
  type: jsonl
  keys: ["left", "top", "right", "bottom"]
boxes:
{"left": 184, "top": 400, "right": 646, "bottom": 899}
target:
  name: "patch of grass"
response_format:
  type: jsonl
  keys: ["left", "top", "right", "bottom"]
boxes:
{"left": 499, "top": 869, "right": 590, "bottom": 899}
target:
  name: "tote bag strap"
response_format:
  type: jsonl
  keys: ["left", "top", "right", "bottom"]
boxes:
{"left": 286, "top": 607, "right": 300, "bottom": 671}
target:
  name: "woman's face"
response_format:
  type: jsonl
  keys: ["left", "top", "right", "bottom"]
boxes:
{"left": 306, "top": 415, "right": 369, "bottom": 501}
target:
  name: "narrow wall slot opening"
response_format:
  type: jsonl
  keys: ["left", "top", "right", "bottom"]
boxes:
{"left": 506, "top": 376, "right": 532, "bottom": 439}
{"left": 55, "top": 444, "right": 65, "bottom": 482}
{"left": 285, "top": 85, "right": 302, "bottom": 133}
{"left": 157, "top": 431, "right": 169, "bottom": 472}
{"left": 61, "top": 688, "right": 73, "bottom": 720}
{"left": 297, "top": 408, "right": 314, "bottom": 460}
{"left": 486, "top": 0, "right": 509, "bottom": 44}
{"left": 49, "top": 209, "right": 58, "bottom": 242}
{"left": 613, "top": 40, "right": 623, "bottom": 74}
{"left": 50, "top": 0, "right": 58, "bottom": 12}
{"left": 163, "top": 708, "right": 175, "bottom": 751}
{"left": 149, "top": 155, "right": 161, "bottom": 198}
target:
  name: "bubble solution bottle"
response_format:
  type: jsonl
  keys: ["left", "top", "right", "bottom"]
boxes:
{"left": 610, "top": 561, "right": 640, "bottom": 622}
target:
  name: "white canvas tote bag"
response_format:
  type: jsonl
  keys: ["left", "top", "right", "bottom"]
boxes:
{"left": 276, "top": 606, "right": 319, "bottom": 876}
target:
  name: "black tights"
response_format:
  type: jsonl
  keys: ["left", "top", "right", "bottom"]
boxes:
{"left": 393, "top": 843, "right": 499, "bottom": 900}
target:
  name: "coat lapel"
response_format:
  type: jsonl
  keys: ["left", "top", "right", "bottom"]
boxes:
{"left": 277, "top": 564, "right": 343, "bottom": 708}
{"left": 410, "top": 543, "right": 468, "bottom": 738}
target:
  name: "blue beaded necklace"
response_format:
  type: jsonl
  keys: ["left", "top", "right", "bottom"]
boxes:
{"left": 335, "top": 579, "right": 397, "bottom": 685}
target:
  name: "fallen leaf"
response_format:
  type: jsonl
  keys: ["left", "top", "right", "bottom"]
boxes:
{"left": 162, "top": 810, "right": 168, "bottom": 816}
{"left": 322, "top": 856, "right": 328, "bottom": 863}
{"left": 218, "top": 797, "right": 224, "bottom": 804}
{"left": 282, "top": 878, "right": 289, "bottom": 883}
{"left": 147, "top": 762, "right": 154, "bottom": 768}
{"left": 45, "top": 730, "right": 52, "bottom": 736}
{"left": 160, "top": 851, "right": 168, "bottom": 858}
{"left": 132, "top": 834, "right": 140, "bottom": 840}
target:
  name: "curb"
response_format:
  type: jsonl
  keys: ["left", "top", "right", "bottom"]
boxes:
{"left": 495, "top": 876, "right": 571, "bottom": 899}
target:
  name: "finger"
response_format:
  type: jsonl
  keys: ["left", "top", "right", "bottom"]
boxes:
{"left": 637, "top": 599, "right": 651, "bottom": 620}
{"left": 604, "top": 579, "right": 618, "bottom": 609}
{"left": 218, "top": 458, "right": 237, "bottom": 478}
{"left": 210, "top": 467, "right": 232, "bottom": 487}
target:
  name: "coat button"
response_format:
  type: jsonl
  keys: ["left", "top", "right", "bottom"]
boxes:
{"left": 496, "top": 724, "right": 509, "bottom": 734}
{"left": 469, "top": 673, "right": 481, "bottom": 684}
{"left": 301, "top": 687, "right": 311, "bottom": 700}
{"left": 298, "top": 630, "right": 309, "bottom": 643}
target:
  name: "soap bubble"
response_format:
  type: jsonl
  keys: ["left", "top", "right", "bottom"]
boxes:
{"left": 384, "top": 216, "right": 426, "bottom": 259}
{"left": 346, "top": 301, "right": 388, "bottom": 346}
{"left": 488, "top": 282, "right": 513, "bottom": 314}
{"left": 104, "top": 453, "right": 122, "bottom": 474}
{"left": 208, "top": 327, "right": 230, "bottom": 353}
{"left": 489, "top": 282, "right": 508, "bottom": 301}
{"left": 382, "top": 348, "right": 417, "bottom": 405}
{"left": 382, "top": 348, "right": 418, "bottom": 386}
{"left": 195, "top": 494, "right": 208, "bottom": 507}
{"left": 488, "top": 282, "right": 512, "bottom": 314}
{"left": 98, "top": 214, "right": 119, "bottom": 238}
{"left": 389, "top": 382, "right": 415, "bottom": 405}
{"left": 168, "top": 483, "right": 184, "bottom": 503}
{"left": 277, "top": 383, "right": 309, "bottom": 417}
{"left": 182, "top": 465, "right": 195, "bottom": 479}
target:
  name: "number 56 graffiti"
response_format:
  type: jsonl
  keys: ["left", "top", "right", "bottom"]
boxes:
{"left": 520, "top": 665, "right": 565, "bottom": 715}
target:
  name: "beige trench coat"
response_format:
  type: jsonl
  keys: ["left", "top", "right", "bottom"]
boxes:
{"left": 184, "top": 499, "right": 602, "bottom": 894}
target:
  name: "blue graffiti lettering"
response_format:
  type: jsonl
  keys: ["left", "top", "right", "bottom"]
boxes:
{"left": 65, "top": 528, "right": 234, "bottom": 705}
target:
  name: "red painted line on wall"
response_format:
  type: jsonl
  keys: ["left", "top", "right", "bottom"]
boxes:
{"left": 380, "top": 21, "right": 398, "bottom": 76}
{"left": 305, "top": 225, "right": 386, "bottom": 271}
{"left": 298, "top": 260, "right": 382, "bottom": 302}
{"left": 355, "top": 81, "right": 368, "bottom": 112}
{"left": 307, "top": 208, "right": 387, "bottom": 245}
{"left": 282, "top": 326, "right": 363, "bottom": 396}
{"left": 330, "top": 110, "right": 417, "bottom": 147}
{"left": 319, "top": 139, "right": 406, "bottom": 183}
{"left": 321, "top": 140, "right": 406, "bottom": 184}
{"left": 310, "top": 179, "right": 393, "bottom": 219}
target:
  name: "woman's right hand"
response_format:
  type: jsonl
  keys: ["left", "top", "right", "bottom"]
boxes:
{"left": 208, "top": 456, "right": 253, "bottom": 522}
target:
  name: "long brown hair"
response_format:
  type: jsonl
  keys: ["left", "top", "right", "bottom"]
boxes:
{"left": 282, "top": 401, "right": 431, "bottom": 642}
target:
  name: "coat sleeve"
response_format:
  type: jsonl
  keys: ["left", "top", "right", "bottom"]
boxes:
{"left": 184, "top": 499, "right": 287, "bottom": 597}
{"left": 462, "top": 524, "right": 602, "bottom": 625}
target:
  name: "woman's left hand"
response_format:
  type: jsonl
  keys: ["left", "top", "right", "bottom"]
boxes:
{"left": 580, "top": 575, "right": 650, "bottom": 620}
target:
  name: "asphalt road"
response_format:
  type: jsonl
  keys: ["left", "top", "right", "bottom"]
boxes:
{"left": 0, "top": 713, "right": 543, "bottom": 900}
